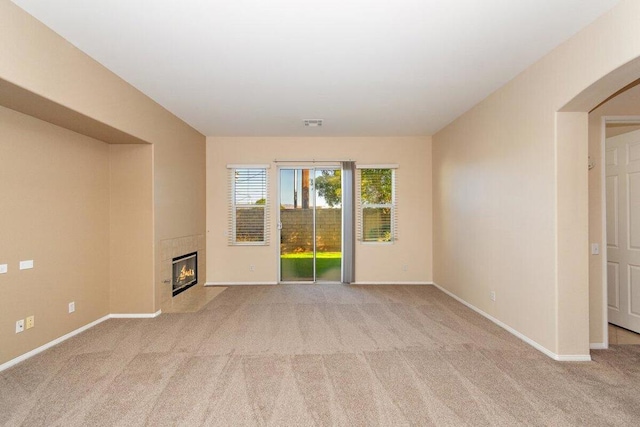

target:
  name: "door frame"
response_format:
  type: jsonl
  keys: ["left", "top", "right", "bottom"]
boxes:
{"left": 600, "top": 115, "right": 640, "bottom": 347}
{"left": 276, "top": 164, "right": 342, "bottom": 284}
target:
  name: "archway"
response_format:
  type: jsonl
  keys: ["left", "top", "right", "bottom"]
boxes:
{"left": 558, "top": 56, "right": 640, "bottom": 355}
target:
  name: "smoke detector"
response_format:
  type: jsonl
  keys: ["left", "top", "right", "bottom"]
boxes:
{"left": 304, "top": 119, "right": 323, "bottom": 127}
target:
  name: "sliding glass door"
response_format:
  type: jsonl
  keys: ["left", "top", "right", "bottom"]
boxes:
{"left": 314, "top": 169, "right": 342, "bottom": 281}
{"left": 279, "top": 168, "right": 342, "bottom": 282}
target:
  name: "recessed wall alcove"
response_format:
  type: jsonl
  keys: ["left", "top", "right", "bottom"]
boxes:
{"left": 1, "top": 0, "right": 206, "bottom": 366}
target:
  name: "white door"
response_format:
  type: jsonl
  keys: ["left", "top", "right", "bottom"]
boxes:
{"left": 606, "top": 129, "right": 640, "bottom": 333}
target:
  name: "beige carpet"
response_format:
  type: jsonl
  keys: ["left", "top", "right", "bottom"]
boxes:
{"left": 1, "top": 284, "right": 640, "bottom": 426}
{"left": 162, "top": 284, "right": 227, "bottom": 314}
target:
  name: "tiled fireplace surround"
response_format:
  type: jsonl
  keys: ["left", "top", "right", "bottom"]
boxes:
{"left": 160, "top": 234, "right": 206, "bottom": 312}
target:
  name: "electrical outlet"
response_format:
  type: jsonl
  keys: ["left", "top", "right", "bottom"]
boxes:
{"left": 402, "top": 265, "right": 408, "bottom": 271}
{"left": 591, "top": 243, "right": 600, "bottom": 255}
{"left": 19, "top": 260, "right": 34, "bottom": 270}
{"left": 490, "top": 291, "right": 496, "bottom": 302}
{"left": 0, "top": 264, "right": 7, "bottom": 274}
{"left": 16, "top": 319, "right": 24, "bottom": 333}
{"left": 26, "top": 315, "right": 35, "bottom": 329}
{"left": 249, "top": 265, "right": 255, "bottom": 272}
{"left": 68, "top": 302, "right": 75, "bottom": 313}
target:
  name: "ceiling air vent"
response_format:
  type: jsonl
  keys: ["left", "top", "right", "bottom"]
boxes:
{"left": 304, "top": 119, "right": 323, "bottom": 127}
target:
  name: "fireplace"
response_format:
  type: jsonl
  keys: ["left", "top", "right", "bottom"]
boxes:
{"left": 172, "top": 252, "right": 198, "bottom": 296}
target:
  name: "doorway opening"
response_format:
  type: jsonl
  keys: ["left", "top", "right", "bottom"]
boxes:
{"left": 603, "top": 117, "right": 640, "bottom": 340}
{"left": 278, "top": 167, "right": 342, "bottom": 282}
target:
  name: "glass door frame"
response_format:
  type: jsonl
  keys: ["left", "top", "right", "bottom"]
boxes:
{"left": 277, "top": 164, "right": 342, "bottom": 284}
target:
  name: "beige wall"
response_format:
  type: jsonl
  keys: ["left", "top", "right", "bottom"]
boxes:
{"left": 153, "top": 135, "right": 206, "bottom": 308}
{"left": 433, "top": 0, "right": 640, "bottom": 357}
{"left": 556, "top": 112, "right": 589, "bottom": 355}
{"left": 110, "top": 145, "right": 154, "bottom": 314}
{"left": 0, "top": 106, "right": 110, "bottom": 364}
{"left": 588, "top": 83, "right": 640, "bottom": 345}
{"left": 207, "top": 137, "right": 432, "bottom": 284}
{"left": 606, "top": 123, "right": 640, "bottom": 138}
{"left": 0, "top": 0, "right": 206, "bottom": 309}
{"left": 0, "top": 0, "right": 206, "bottom": 365}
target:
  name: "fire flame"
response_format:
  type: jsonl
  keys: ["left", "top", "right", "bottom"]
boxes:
{"left": 178, "top": 265, "right": 195, "bottom": 281}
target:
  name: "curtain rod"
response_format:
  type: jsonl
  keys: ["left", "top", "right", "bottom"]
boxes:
{"left": 273, "top": 159, "right": 354, "bottom": 163}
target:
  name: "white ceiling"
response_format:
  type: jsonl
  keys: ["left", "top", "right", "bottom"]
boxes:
{"left": 11, "top": 0, "right": 620, "bottom": 137}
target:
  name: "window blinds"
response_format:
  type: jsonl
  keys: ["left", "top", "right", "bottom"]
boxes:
{"left": 227, "top": 167, "right": 270, "bottom": 245}
{"left": 356, "top": 167, "right": 397, "bottom": 242}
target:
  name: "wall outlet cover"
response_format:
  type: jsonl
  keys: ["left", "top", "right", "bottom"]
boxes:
{"left": 0, "top": 264, "right": 7, "bottom": 274}
{"left": 26, "top": 315, "right": 35, "bottom": 329}
{"left": 68, "top": 302, "right": 75, "bottom": 313}
{"left": 19, "top": 260, "right": 34, "bottom": 270}
{"left": 16, "top": 319, "right": 24, "bottom": 333}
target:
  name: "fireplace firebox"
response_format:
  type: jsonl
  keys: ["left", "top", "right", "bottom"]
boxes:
{"left": 172, "top": 252, "right": 198, "bottom": 296}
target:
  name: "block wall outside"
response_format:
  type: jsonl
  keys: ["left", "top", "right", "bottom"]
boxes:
{"left": 279, "top": 209, "right": 342, "bottom": 253}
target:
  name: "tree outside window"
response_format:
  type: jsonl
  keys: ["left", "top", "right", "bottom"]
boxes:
{"left": 360, "top": 169, "right": 394, "bottom": 242}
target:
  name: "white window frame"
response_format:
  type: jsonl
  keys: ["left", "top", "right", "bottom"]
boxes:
{"left": 356, "top": 165, "right": 398, "bottom": 243}
{"left": 227, "top": 165, "right": 270, "bottom": 246}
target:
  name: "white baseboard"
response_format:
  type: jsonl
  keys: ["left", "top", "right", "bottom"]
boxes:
{"left": 0, "top": 310, "right": 163, "bottom": 373}
{"left": 556, "top": 354, "right": 593, "bottom": 361}
{"left": 206, "top": 281, "right": 432, "bottom": 286}
{"left": 351, "top": 281, "right": 433, "bottom": 286}
{"left": 0, "top": 314, "right": 110, "bottom": 372}
{"left": 432, "top": 283, "right": 592, "bottom": 362}
{"left": 590, "top": 342, "right": 608, "bottom": 350}
{"left": 205, "top": 281, "right": 278, "bottom": 286}
{"left": 110, "top": 310, "right": 161, "bottom": 319}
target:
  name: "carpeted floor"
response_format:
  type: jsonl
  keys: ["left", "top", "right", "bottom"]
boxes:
{"left": 1, "top": 284, "right": 640, "bottom": 426}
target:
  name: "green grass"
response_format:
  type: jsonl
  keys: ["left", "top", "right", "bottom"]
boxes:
{"left": 281, "top": 252, "right": 341, "bottom": 281}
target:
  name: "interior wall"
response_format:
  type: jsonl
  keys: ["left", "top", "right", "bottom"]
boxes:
{"left": 606, "top": 123, "right": 640, "bottom": 138}
{"left": 556, "top": 112, "right": 589, "bottom": 355}
{"left": 0, "top": 0, "right": 207, "bottom": 316}
{"left": 0, "top": 0, "right": 206, "bottom": 366}
{"left": 109, "top": 145, "right": 154, "bottom": 314}
{"left": 433, "top": 0, "right": 640, "bottom": 357}
{"left": 588, "top": 83, "right": 640, "bottom": 346}
{"left": 0, "top": 106, "right": 110, "bottom": 365}
{"left": 206, "top": 137, "right": 432, "bottom": 284}
{"left": 153, "top": 137, "right": 206, "bottom": 308}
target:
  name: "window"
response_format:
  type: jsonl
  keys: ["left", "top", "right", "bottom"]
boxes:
{"left": 228, "top": 166, "right": 270, "bottom": 245}
{"left": 357, "top": 167, "right": 396, "bottom": 242}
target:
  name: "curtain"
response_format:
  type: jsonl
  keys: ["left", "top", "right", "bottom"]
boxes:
{"left": 341, "top": 161, "right": 356, "bottom": 284}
